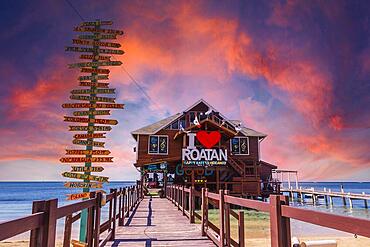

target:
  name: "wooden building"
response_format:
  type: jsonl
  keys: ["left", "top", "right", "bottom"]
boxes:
{"left": 131, "top": 99, "right": 277, "bottom": 197}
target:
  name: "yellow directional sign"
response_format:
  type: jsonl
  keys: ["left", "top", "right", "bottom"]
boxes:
{"left": 71, "top": 166, "right": 104, "bottom": 172}
{"left": 69, "top": 95, "right": 115, "bottom": 103}
{"left": 78, "top": 75, "right": 109, "bottom": 81}
{"left": 78, "top": 34, "right": 117, "bottom": 40}
{"left": 80, "top": 68, "right": 110, "bottom": 74}
{"left": 69, "top": 126, "right": 112, "bottom": 131}
{"left": 79, "top": 82, "right": 109, "bottom": 88}
{"left": 73, "top": 110, "right": 111, "bottom": 116}
{"left": 79, "top": 54, "right": 111, "bottom": 61}
{"left": 62, "top": 103, "right": 124, "bottom": 109}
{"left": 73, "top": 39, "right": 121, "bottom": 48}
{"left": 62, "top": 172, "right": 109, "bottom": 182}
{"left": 60, "top": 157, "right": 113, "bottom": 163}
{"left": 72, "top": 139, "right": 105, "bottom": 147}
{"left": 79, "top": 20, "right": 113, "bottom": 26}
{"left": 70, "top": 89, "right": 115, "bottom": 94}
{"left": 64, "top": 182, "right": 103, "bottom": 188}
{"left": 65, "top": 149, "right": 111, "bottom": 155}
{"left": 69, "top": 61, "right": 122, "bottom": 68}
{"left": 66, "top": 192, "right": 91, "bottom": 200}
{"left": 64, "top": 116, "right": 118, "bottom": 125}
{"left": 73, "top": 133, "right": 106, "bottom": 139}
{"left": 74, "top": 26, "right": 124, "bottom": 35}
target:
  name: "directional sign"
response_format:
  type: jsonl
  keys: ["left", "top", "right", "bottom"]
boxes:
{"left": 79, "top": 20, "right": 113, "bottom": 26}
{"left": 64, "top": 182, "right": 103, "bottom": 189}
{"left": 66, "top": 192, "right": 91, "bottom": 200}
{"left": 79, "top": 54, "right": 111, "bottom": 61}
{"left": 73, "top": 133, "right": 106, "bottom": 139}
{"left": 78, "top": 75, "right": 109, "bottom": 81}
{"left": 78, "top": 34, "right": 117, "bottom": 40}
{"left": 79, "top": 82, "right": 109, "bottom": 88}
{"left": 60, "top": 157, "right": 113, "bottom": 163}
{"left": 74, "top": 27, "right": 124, "bottom": 35}
{"left": 71, "top": 89, "right": 115, "bottom": 94}
{"left": 69, "top": 61, "right": 122, "bottom": 68}
{"left": 69, "top": 126, "right": 112, "bottom": 131}
{"left": 62, "top": 172, "right": 109, "bottom": 182}
{"left": 98, "top": 48, "right": 124, "bottom": 55}
{"left": 65, "top": 46, "right": 94, "bottom": 53}
{"left": 73, "top": 39, "right": 121, "bottom": 48}
{"left": 73, "top": 110, "right": 111, "bottom": 116}
{"left": 64, "top": 116, "right": 118, "bottom": 125}
{"left": 65, "top": 149, "right": 111, "bottom": 155}
{"left": 71, "top": 166, "right": 105, "bottom": 172}
{"left": 62, "top": 103, "right": 124, "bottom": 109}
{"left": 69, "top": 95, "right": 115, "bottom": 103}
{"left": 80, "top": 68, "right": 110, "bottom": 74}
{"left": 72, "top": 139, "right": 105, "bottom": 147}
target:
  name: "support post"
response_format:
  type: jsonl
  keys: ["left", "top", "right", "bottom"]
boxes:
{"left": 120, "top": 189, "right": 125, "bottom": 226}
{"left": 270, "top": 195, "right": 286, "bottom": 247}
{"left": 63, "top": 215, "right": 72, "bottom": 247}
{"left": 280, "top": 195, "right": 291, "bottom": 247}
{"left": 219, "top": 189, "right": 225, "bottom": 247}
{"left": 182, "top": 185, "right": 186, "bottom": 216}
{"left": 30, "top": 200, "right": 46, "bottom": 247}
{"left": 224, "top": 190, "right": 231, "bottom": 247}
{"left": 189, "top": 186, "right": 195, "bottom": 223}
{"left": 93, "top": 193, "right": 102, "bottom": 247}
{"left": 110, "top": 189, "right": 117, "bottom": 241}
{"left": 238, "top": 211, "right": 245, "bottom": 247}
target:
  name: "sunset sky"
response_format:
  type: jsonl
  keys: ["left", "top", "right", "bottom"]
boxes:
{"left": 0, "top": 0, "right": 369, "bottom": 181}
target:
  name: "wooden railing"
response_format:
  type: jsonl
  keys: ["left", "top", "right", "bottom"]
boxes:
{"left": 166, "top": 185, "right": 370, "bottom": 247}
{"left": 0, "top": 185, "right": 142, "bottom": 247}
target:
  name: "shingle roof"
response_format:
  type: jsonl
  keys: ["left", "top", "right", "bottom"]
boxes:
{"left": 229, "top": 120, "right": 267, "bottom": 137}
{"left": 131, "top": 113, "right": 182, "bottom": 137}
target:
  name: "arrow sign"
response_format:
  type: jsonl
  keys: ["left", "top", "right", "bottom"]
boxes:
{"left": 62, "top": 103, "right": 124, "bottom": 109}
{"left": 78, "top": 34, "right": 117, "bottom": 40}
{"left": 78, "top": 75, "right": 109, "bottom": 81}
{"left": 73, "top": 110, "right": 111, "bottom": 116}
{"left": 73, "top": 39, "right": 121, "bottom": 48}
{"left": 64, "top": 116, "right": 118, "bottom": 125}
{"left": 60, "top": 157, "right": 113, "bottom": 163}
{"left": 71, "top": 89, "right": 115, "bottom": 94}
{"left": 69, "top": 61, "right": 122, "bottom": 68}
{"left": 69, "top": 126, "right": 112, "bottom": 131}
{"left": 79, "top": 82, "right": 109, "bottom": 88}
{"left": 71, "top": 166, "right": 105, "bottom": 172}
{"left": 66, "top": 192, "right": 91, "bottom": 200}
{"left": 62, "top": 172, "right": 109, "bottom": 182}
{"left": 79, "top": 54, "right": 111, "bottom": 61}
{"left": 73, "top": 133, "right": 106, "bottom": 139}
{"left": 97, "top": 48, "right": 124, "bottom": 55}
{"left": 79, "top": 20, "right": 113, "bottom": 26}
{"left": 74, "top": 26, "right": 124, "bottom": 35}
{"left": 65, "top": 149, "right": 111, "bottom": 155}
{"left": 65, "top": 46, "right": 94, "bottom": 53}
{"left": 72, "top": 139, "right": 105, "bottom": 147}
{"left": 69, "top": 95, "right": 115, "bottom": 103}
{"left": 80, "top": 68, "right": 110, "bottom": 74}
{"left": 64, "top": 182, "right": 103, "bottom": 189}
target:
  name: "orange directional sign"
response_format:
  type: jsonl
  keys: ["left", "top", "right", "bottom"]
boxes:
{"left": 69, "top": 61, "right": 121, "bottom": 68}
{"left": 78, "top": 34, "right": 117, "bottom": 40}
{"left": 79, "top": 54, "right": 111, "bottom": 61}
{"left": 64, "top": 116, "right": 118, "bottom": 125}
{"left": 78, "top": 75, "right": 109, "bottom": 81}
{"left": 70, "top": 89, "right": 115, "bottom": 94}
{"left": 72, "top": 139, "right": 105, "bottom": 147}
{"left": 62, "top": 103, "right": 124, "bottom": 109}
{"left": 73, "top": 110, "right": 111, "bottom": 116}
{"left": 71, "top": 166, "right": 104, "bottom": 172}
{"left": 73, "top": 133, "right": 106, "bottom": 139}
{"left": 69, "top": 126, "right": 112, "bottom": 131}
{"left": 62, "top": 172, "right": 109, "bottom": 182}
{"left": 65, "top": 149, "right": 111, "bottom": 155}
{"left": 74, "top": 27, "right": 124, "bottom": 35}
{"left": 72, "top": 39, "right": 121, "bottom": 48}
{"left": 79, "top": 82, "right": 109, "bottom": 88}
{"left": 66, "top": 192, "right": 91, "bottom": 200}
{"left": 64, "top": 182, "right": 103, "bottom": 189}
{"left": 80, "top": 68, "right": 110, "bottom": 74}
{"left": 69, "top": 95, "right": 115, "bottom": 103}
{"left": 79, "top": 20, "right": 113, "bottom": 26}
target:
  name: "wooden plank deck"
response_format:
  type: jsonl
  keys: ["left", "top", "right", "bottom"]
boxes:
{"left": 106, "top": 196, "right": 215, "bottom": 246}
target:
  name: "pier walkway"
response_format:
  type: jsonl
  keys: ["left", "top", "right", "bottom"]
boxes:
{"left": 106, "top": 196, "right": 214, "bottom": 247}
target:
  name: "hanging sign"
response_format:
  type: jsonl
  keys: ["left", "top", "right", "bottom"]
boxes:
{"left": 64, "top": 182, "right": 103, "bottom": 189}
{"left": 66, "top": 192, "right": 91, "bottom": 200}
{"left": 62, "top": 172, "right": 109, "bottom": 182}
{"left": 65, "top": 46, "right": 94, "bottom": 53}
{"left": 80, "top": 68, "right": 110, "bottom": 74}
{"left": 60, "top": 157, "right": 113, "bottom": 163}
{"left": 71, "top": 89, "right": 115, "bottom": 94}
{"left": 69, "top": 61, "right": 122, "bottom": 68}
{"left": 73, "top": 133, "right": 106, "bottom": 139}
{"left": 72, "top": 39, "right": 121, "bottom": 48}
{"left": 64, "top": 116, "right": 118, "bottom": 125}
{"left": 69, "top": 95, "right": 115, "bottom": 103}
{"left": 62, "top": 103, "right": 124, "bottom": 109}
{"left": 79, "top": 54, "right": 111, "bottom": 61}
{"left": 71, "top": 166, "right": 105, "bottom": 172}
{"left": 72, "top": 139, "right": 105, "bottom": 147}
{"left": 78, "top": 34, "right": 117, "bottom": 40}
{"left": 79, "top": 82, "right": 109, "bottom": 88}
{"left": 69, "top": 126, "right": 112, "bottom": 131}
{"left": 79, "top": 20, "right": 113, "bottom": 26}
{"left": 74, "top": 27, "right": 124, "bottom": 35}
{"left": 73, "top": 110, "right": 111, "bottom": 116}
{"left": 65, "top": 149, "right": 111, "bottom": 155}
{"left": 78, "top": 75, "right": 109, "bottom": 81}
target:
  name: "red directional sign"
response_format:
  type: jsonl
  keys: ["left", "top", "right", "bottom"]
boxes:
{"left": 71, "top": 166, "right": 104, "bottom": 172}
{"left": 80, "top": 68, "right": 110, "bottom": 74}
{"left": 62, "top": 103, "right": 124, "bottom": 109}
{"left": 69, "top": 95, "right": 115, "bottom": 103}
{"left": 72, "top": 39, "right": 121, "bottom": 48}
{"left": 68, "top": 126, "right": 112, "bottom": 131}
{"left": 65, "top": 149, "right": 111, "bottom": 155}
{"left": 79, "top": 82, "right": 109, "bottom": 88}
{"left": 64, "top": 116, "right": 118, "bottom": 125}
{"left": 70, "top": 89, "right": 115, "bottom": 94}
{"left": 73, "top": 110, "right": 111, "bottom": 116}
{"left": 74, "top": 26, "right": 124, "bottom": 35}
{"left": 73, "top": 133, "right": 106, "bottom": 139}
{"left": 64, "top": 182, "right": 103, "bottom": 189}
{"left": 72, "top": 139, "right": 105, "bottom": 147}
{"left": 66, "top": 192, "right": 91, "bottom": 200}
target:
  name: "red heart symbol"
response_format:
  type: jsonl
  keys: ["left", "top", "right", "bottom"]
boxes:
{"left": 196, "top": 131, "right": 221, "bottom": 149}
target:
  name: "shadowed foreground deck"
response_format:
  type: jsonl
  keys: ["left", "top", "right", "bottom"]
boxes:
{"left": 106, "top": 196, "right": 215, "bottom": 247}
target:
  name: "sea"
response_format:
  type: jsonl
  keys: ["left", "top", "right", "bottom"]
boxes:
{"left": 0, "top": 181, "right": 369, "bottom": 241}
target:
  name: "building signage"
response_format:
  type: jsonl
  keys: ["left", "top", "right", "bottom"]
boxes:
{"left": 143, "top": 162, "right": 168, "bottom": 173}
{"left": 182, "top": 131, "right": 227, "bottom": 166}
{"left": 68, "top": 126, "right": 112, "bottom": 132}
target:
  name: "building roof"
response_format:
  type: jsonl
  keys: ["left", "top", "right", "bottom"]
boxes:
{"left": 229, "top": 120, "right": 267, "bottom": 137}
{"left": 131, "top": 113, "right": 182, "bottom": 137}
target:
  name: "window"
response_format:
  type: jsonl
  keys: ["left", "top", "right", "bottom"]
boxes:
{"left": 148, "top": 135, "right": 168, "bottom": 154}
{"left": 230, "top": 137, "right": 249, "bottom": 155}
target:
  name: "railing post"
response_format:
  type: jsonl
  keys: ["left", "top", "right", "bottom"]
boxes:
{"left": 219, "top": 190, "right": 225, "bottom": 247}
{"left": 30, "top": 200, "right": 46, "bottom": 247}
{"left": 238, "top": 211, "right": 245, "bottom": 247}
{"left": 86, "top": 192, "right": 96, "bottom": 246}
{"left": 110, "top": 189, "right": 117, "bottom": 241}
{"left": 270, "top": 195, "right": 284, "bottom": 247}
{"left": 224, "top": 190, "right": 231, "bottom": 247}
{"left": 280, "top": 195, "right": 291, "bottom": 247}
{"left": 182, "top": 185, "right": 186, "bottom": 216}
{"left": 93, "top": 192, "right": 102, "bottom": 247}
{"left": 120, "top": 189, "right": 125, "bottom": 226}
{"left": 63, "top": 215, "right": 72, "bottom": 247}
{"left": 189, "top": 186, "right": 195, "bottom": 223}
{"left": 177, "top": 186, "right": 181, "bottom": 210}
{"left": 108, "top": 189, "right": 113, "bottom": 233}
{"left": 201, "top": 188, "right": 206, "bottom": 236}
{"left": 118, "top": 188, "right": 122, "bottom": 226}
{"left": 125, "top": 188, "right": 129, "bottom": 217}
